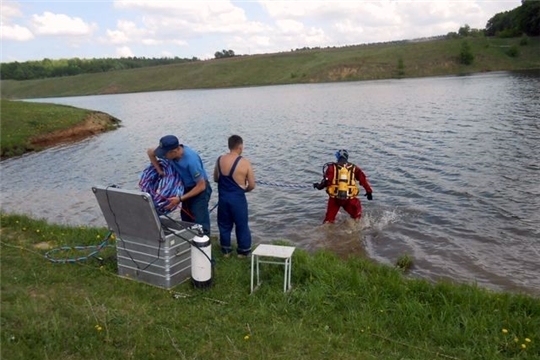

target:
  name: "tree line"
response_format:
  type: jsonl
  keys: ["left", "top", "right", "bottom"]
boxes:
{"left": 0, "top": 56, "right": 199, "bottom": 81}
{"left": 214, "top": 49, "right": 236, "bottom": 59}
{"left": 485, "top": 0, "right": 539, "bottom": 37}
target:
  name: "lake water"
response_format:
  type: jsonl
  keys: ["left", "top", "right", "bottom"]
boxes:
{"left": 1, "top": 71, "right": 539, "bottom": 296}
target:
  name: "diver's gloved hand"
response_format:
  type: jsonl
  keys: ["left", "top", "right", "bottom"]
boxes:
{"left": 364, "top": 192, "right": 373, "bottom": 200}
{"left": 313, "top": 182, "right": 324, "bottom": 190}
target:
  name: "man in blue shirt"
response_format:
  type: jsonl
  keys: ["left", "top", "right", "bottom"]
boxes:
{"left": 147, "top": 135, "right": 212, "bottom": 236}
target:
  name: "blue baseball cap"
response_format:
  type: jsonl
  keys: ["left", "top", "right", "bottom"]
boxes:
{"left": 155, "top": 135, "right": 180, "bottom": 158}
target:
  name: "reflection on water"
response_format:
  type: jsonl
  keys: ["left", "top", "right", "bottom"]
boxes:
{"left": 1, "top": 71, "right": 539, "bottom": 296}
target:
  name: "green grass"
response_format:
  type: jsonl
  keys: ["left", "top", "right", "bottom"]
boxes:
{"left": 395, "top": 254, "right": 413, "bottom": 272}
{"left": 0, "top": 99, "right": 119, "bottom": 159}
{"left": 0, "top": 99, "right": 90, "bottom": 158}
{"left": 1, "top": 36, "right": 539, "bottom": 100}
{"left": 1, "top": 213, "right": 538, "bottom": 359}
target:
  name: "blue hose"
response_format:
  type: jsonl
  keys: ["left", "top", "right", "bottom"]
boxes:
{"left": 45, "top": 231, "right": 114, "bottom": 264}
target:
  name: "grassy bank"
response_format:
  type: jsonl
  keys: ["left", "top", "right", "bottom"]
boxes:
{"left": 1, "top": 213, "right": 538, "bottom": 359}
{"left": 1, "top": 36, "right": 539, "bottom": 100}
{"left": 0, "top": 99, "right": 120, "bottom": 159}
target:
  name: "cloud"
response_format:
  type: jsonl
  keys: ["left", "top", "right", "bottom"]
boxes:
{"left": 260, "top": 1, "right": 312, "bottom": 18}
{"left": 110, "top": 0, "right": 331, "bottom": 55}
{"left": 105, "top": 20, "right": 148, "bottom": 44}
{"left": 106, "top": 29, "right": 130, "bottom": 44}
{"left": 1, "top": 2, "right": 23, "bottom": 23}
{"left": 111, "top": 0, "right": 267, "bottom": 39}
{"left": 255, "top": 2, "right": 411, "bottom": 48}
{"left": 275, "top": 19, "right": 305, "bottom": 34}
{"left": 114, "top": 0, "right": 246, "bottom": 23}
{"left": 104, "top": 0, "right": 270, "bottom": 58}
{"left": 116, "top": 45, "right": 134, "bottom": 57}
{"left": 1, "top": 24, "right": 34, "bottom": 41}
{"left": 31, "top": 12, "right": 97, "bottom": 36}
{"left": 114, "top": 0, "right": 247, "bottom": 30}
{"left": 0, "top": 1, "right": 34, "bottom": 41}
{"left": 259, "top": 1, "right": 508, "bottom": 46}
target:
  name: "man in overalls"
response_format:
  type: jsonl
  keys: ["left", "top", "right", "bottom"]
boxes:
{"left": 213, "top": 135, "right": 256, "bottom": 257}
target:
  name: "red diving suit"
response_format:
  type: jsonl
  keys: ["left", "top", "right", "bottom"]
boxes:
{"left": 314, "top": 150, "right": 373, "bottom": 223}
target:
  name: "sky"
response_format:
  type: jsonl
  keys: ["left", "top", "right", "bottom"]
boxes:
{"left": 1, "top": 0, "right": 522, "bottom": 63}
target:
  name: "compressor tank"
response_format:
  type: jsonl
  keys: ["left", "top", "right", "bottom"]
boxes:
{"left": 191, "top": 235, "right": 212, "bottom": 288}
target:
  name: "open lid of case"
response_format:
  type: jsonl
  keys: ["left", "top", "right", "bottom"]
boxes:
{"left": 92, "top": 185, "right": 165, "bottom": 241}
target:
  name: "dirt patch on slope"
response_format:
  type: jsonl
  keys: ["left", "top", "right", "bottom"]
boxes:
{"left": 327, "top": 66, "right": 360, "bottom": 81}
{"left": 30, "top": 112, "right": 121, "bottom": 148}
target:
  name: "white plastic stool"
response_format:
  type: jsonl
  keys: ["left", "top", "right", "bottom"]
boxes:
{"left": 250, "top": 244, "right": 296, "bottom": 294}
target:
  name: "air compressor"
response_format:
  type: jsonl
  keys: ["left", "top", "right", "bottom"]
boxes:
{"left": 191, "top": 235, "right": 213, "bottom": 288}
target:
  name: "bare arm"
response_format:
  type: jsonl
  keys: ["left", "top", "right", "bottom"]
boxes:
{"left": 245, "top": 161, "right": 256, "bottom": 192}
{"left": 213, "top": 158, "right": 220, "bottom": 183}
{"left": 183, "top": 177, "right": 206, "bottom": 199}
{"left": 147, "top": 148, "right": 164, "bottom": 176}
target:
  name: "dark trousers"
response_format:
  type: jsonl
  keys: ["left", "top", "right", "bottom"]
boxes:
{"left": 217, "top": 193, "right": 251, "bottom": 255}
{"left": 181, "top": 181, "right": 212, "bottom": 236}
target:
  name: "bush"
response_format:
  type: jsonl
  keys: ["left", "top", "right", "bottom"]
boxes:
{"left": 506, "top": 45, "right": 520, "bottom": 57}
{"left": 497, "top": 28, "right": 522, "bottom": 38}
{"left": 459, "top": 40, "right": 474, "bottom": 65}
{"left": 396, "top": 57, "right": 405, "bottom": 76}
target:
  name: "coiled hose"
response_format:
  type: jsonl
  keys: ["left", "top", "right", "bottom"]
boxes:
{"left": 138, "top": 160, "right": 184, "bottom": 215}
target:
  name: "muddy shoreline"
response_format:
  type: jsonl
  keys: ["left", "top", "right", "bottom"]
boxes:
{"left": 30, "top": 112, "right": 121, "bottom": 149}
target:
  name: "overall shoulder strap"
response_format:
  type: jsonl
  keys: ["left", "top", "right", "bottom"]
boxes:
{"left": 229, "top": 156, "right": 243, "bottom": 177}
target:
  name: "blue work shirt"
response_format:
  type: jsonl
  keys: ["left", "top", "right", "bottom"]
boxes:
{"left": 170, "top": 145, "right": 208, "bottom": 188}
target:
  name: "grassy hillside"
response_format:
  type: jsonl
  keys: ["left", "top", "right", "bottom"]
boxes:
{"left": 2, "top": 36, "right": 539, "bottom": 99}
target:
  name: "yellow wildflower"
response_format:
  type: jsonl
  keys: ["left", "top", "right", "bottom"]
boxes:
{"left": 502, "top": 328, "right": 508, "bottom": 334}
{"left": 521, "top": 344, "right": 526, "bottom": 349}
{"left": 525, "top": 338, "right": 531, "bottom": 343}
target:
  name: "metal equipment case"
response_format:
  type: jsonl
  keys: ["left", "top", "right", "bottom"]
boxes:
{"left": 92, "top": 185, "right": 196, "bottom": 289}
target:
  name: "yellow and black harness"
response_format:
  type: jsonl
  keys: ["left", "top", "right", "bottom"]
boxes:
{"left": 325, "top": 162, "right": 359, "bottom": 199}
